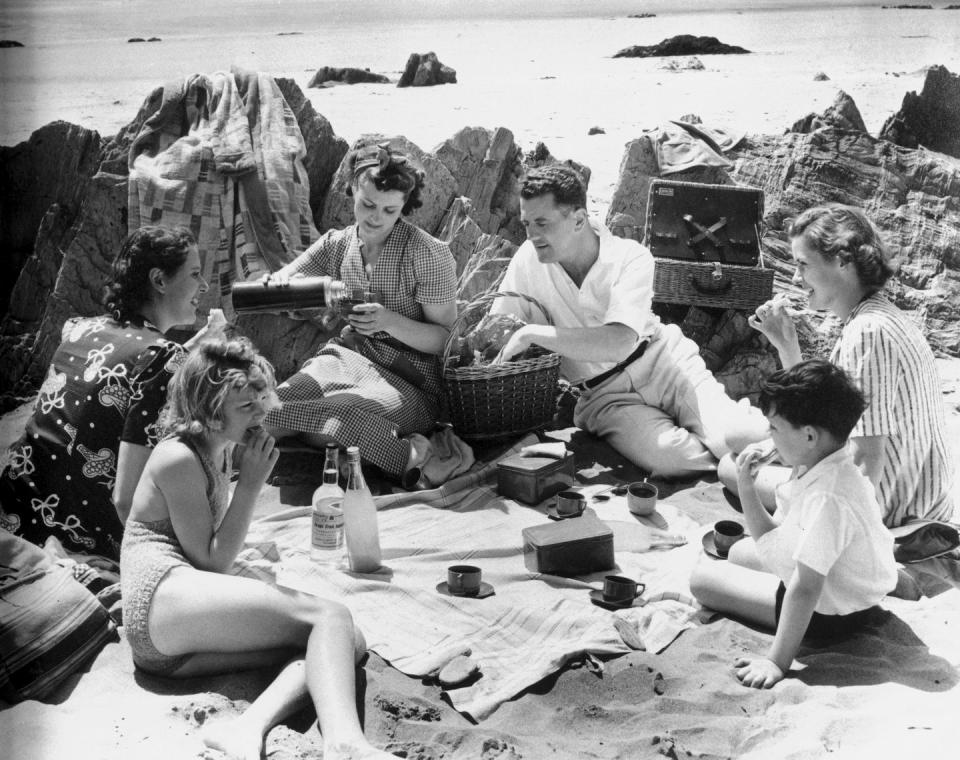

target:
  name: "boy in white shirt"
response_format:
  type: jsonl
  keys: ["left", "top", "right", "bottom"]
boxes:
{"left": 691, "top": 359, "right": 898, "bottom": 689}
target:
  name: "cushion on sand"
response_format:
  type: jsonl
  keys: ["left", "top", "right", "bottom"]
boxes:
{"left": 0, "top": 530, "right": 117, "bottom": 702}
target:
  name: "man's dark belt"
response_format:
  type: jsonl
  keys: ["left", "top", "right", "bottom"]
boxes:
{"left": 574, "top": 340, "right": 650, "bottom": 392}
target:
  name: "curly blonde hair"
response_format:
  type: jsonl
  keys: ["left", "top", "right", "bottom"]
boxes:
{"left": 160, "top": 337, "right": 278, "bottom": 441}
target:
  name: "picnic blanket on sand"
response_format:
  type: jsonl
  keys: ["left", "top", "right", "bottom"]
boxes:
{"left": 235, "top": 435, "right": 710, "bottom": 720}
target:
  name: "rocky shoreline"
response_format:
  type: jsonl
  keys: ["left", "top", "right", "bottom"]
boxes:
{"left": 1, "top": 66, "right": 958, "bottom": 412}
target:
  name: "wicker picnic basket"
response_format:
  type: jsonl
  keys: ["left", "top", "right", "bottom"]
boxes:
{"left": 441, "top": 291, "right": 561, "bottom": 441}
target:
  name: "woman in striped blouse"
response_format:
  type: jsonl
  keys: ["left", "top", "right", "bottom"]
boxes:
{"left": 730, "top": 204, "right": 954, "bottom": 528}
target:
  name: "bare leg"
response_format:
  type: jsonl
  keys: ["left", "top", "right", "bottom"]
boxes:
{"left": 201, "top": 658, "right": 310, "bottom": 760}
{"left": 726, "top": 537, "right": 766, "bottom": 572}
{"left": 149, "top": 568, "right": 393, "bottom": 759}
{"left": 689, "top": 555, "right": 779, "bottom": 630}
{"left": 718, "top": 453, "right": 790, "bottom": 513}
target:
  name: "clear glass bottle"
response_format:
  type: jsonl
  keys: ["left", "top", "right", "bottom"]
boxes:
{"left": 342, "top": 446, "right": 382, "bottom": 573}
{"left": 311, "top": 443, "right": 345, "bottom": 567}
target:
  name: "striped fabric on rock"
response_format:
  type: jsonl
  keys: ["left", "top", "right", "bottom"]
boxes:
{"left": 831, "top": 294, "right": 955, "bottom": 528}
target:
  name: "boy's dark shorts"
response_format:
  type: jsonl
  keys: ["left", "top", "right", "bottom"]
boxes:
{"left": 774, "top": 581, "right": 881, "bottom": 640}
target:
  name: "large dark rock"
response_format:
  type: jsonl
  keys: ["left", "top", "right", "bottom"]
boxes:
{"left": 789, "top": 90, "right": 868, "bottom": 134}
{"left": 308, "top": 67, "right": 390, "bottom": 87}
{"left": 614, "top": 35, "right": 750, "bottom": 59}
{"left": 0, "top": 173, "right": 129, "bottom": 401}
{"left": 274, "top": 78, "right": 349, "bottom": 227}
{"left": 433, "top": 127, "right": 526, "bottom": 244}
{"left": 397, "top": 52, "right": 457, "bottom": 88}
{"left": 879, "top": 65, "right": 960, "bottom": 158}
{"left": 0, "top": 122, "right": 102, "bottom": 316}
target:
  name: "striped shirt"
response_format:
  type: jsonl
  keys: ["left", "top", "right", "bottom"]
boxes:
{"left": 831, "top": 294, "right": 955, "bottom": 527}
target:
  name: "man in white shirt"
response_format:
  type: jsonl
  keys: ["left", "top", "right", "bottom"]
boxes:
{"left": 491, "top": 165, "right": 766, "bottom": 478}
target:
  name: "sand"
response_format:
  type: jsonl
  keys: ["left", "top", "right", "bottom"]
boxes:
{"left": 0, "top": 360, "right": 958, "bottom": 759}
{"left": 2, "top": 3, "right": 960, "bottom": 756}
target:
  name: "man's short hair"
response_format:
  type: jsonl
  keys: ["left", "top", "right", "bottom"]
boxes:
{"left": 758, "top": 359, "right": 866, "bottom": 442}
{"left": 520, "top": 165, "right": 587, "bottom": 209}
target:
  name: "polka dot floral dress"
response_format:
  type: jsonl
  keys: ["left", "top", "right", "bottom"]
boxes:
{"left": 0, "top": 315, "right": 185, "bottom": 561}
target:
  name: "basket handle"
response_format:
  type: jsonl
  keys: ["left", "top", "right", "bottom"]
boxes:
{"left": 689, "top": 263, "right": 733, "bottom": 295}
{"left": 441, "top": 290, "right": 554, "bottom": 368}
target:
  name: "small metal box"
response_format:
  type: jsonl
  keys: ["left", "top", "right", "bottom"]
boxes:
{"left": 521, "top": 513, "right": 615, "bottom": 576}
{"left": 497, "top": 453, "right": 576, "bottom": 505}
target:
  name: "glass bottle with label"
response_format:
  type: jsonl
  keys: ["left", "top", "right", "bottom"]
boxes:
{"left": 342, "top": 446, "right": 382, "bottom": 573}
{"left": 311, "top": 443, "right": 345, "bottom": 567}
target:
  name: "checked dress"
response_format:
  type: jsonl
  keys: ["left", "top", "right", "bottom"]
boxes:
{"left": 265, "top": 219, "right": 456, "bottom": 476}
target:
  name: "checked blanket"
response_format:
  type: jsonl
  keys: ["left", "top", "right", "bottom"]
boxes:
{"left": 128, "top": 68, "right": 317, "bottom": 316}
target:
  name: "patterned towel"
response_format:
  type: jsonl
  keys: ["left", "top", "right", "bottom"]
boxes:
{"left": 233, "top": 436, "right": 709, "bottom": 719}
{"left": 127, "top": 68, "right": 316, "bottom": 318}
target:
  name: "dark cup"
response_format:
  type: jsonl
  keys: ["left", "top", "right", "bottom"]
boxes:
{"left": 602, "top": 575, "right": 645, "bottom": 605}
{"left": 556, "top": 490, "right": 586, "bottom": 517}
{"left": 627, "top": 481, "right": 658, "bottom": 516}
{"left": 447, "top": 564, "right": 482, "bottom": 596}
{"left": 713, "top": 520, "right": 745, "bottom": 557}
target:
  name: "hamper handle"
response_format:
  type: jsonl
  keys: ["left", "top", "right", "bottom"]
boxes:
{"left": 441, "top": 290, "right": 554, "bottom": 368}
{"left": 689, "top": 265, "right": 734, "bottom": 295}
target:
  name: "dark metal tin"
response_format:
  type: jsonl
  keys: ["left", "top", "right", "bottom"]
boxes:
{"left": 497, "top": 453, "right": 575, "bottom": 505}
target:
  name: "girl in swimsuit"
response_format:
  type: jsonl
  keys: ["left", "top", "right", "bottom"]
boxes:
{"left": 120, "top": 336, "right": 394, "bottom": 760}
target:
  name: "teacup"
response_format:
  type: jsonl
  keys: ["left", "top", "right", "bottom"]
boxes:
{"left": 447, "top": 564, "right": 482, "bottom": 596}
{"left": 713, "top": 520, "right": 745, "bottom": 557}
{"left": 555, "top": 490, "right": 586, "bottom": 517}
{"left": 602, "top": 574, "right": 645, "bottom": 605}
{"left": 627, "top": 481, "right": 658, "bottom": 516}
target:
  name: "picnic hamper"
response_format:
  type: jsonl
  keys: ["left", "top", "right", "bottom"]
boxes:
{"left": 441, "top": 291, "right": 561, "bottom": 441}
{"left": 644, "top": 179, "right": 774, "bottom": 311}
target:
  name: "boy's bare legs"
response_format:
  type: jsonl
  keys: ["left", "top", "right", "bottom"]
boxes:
{"left": 149, "top": 568, "right": 394, "bottom": 759}
{"left": 718, "top": 453, "right": 791, "bottom": 513}
{"left": 689, "top": 556, "right": 779, "bottom": 630}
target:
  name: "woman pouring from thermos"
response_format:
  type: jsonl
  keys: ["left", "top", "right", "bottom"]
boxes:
{"left": 260, "top": 143, "right": 457, "bottom": 488}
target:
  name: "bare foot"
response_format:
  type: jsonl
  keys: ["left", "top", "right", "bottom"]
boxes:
{"left": 325, "top": 742, "right": 398, "bottom": 759}
{"left": 201, "top": 719, "right": 265, "bottom": 760}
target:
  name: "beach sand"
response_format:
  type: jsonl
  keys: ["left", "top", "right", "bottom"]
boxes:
{"left": 0, "top": 359, "right": 958, "bottom": 759}
{"left": 2, "top": 2, "right": 960, "bottom": 757}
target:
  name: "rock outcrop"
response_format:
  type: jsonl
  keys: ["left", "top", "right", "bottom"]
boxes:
{"left": 307, "top": 67, "right": 391, "bottom": 87}
{"left": 604, "top": 88, "right": 960, "bottom": 398}
{"left": 789, "top": 90, "right": 868, "bottom": 134}
{"left": 397, "top": 52, "right": 457, "bottom": 88}
{"left": 614, "top": 35, "right": 749, "bottom": 59}
{"left": 0, "top": 122, "right": 102, "bottom": 316}
{"left": 879, "top": 65, "right": 960, "bottom": 158}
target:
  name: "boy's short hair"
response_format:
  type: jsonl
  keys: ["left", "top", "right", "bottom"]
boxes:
{"left": 758, "top": 359, "right": 866, "bottom": 442}
{"left": 520, "top": 165, "right": 587, "bottom": 210}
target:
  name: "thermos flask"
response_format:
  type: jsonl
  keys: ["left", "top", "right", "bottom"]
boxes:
{"left": 230, "top": 276, "right": 347, "bottom": 313}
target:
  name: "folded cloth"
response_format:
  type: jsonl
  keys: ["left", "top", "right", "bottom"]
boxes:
{"left": 404, "top": 426, "right": 475, "bottom": 490}
{"left": 520, "top": 441, "right": 568, "bottom": 460}
{"left": 612, "top": 598, "right": 701, "bottom": 653}
{"left": 654, "top": 121, "right": 734, "bottom": 176}
{"left": 890, "top": 519, "right": 960, "bottom": 564}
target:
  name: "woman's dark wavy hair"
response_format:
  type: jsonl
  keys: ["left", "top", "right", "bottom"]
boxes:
{"left": 159, "top": 336, "right": 278, "bottom": 442}
{"left": 788, "top": 204, "right": 897, "bottom": 293}
{"left": 345, "top": 142, "right": 425, "bottom": 215}
{"left": 103, "top": 226, "right": 197, "bottom": 321}
{"left": 759, "top": 359, "right": 866, "bottom": 442}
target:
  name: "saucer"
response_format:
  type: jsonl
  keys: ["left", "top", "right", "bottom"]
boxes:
{"left": 546, "top": 506, "right": 586, "bottom": 521}
{"left": 436, "top": 581, "right": 496, "bottom": 599}
{"left": 702, "top": 531, "right": 732, "bottom": 560}
{"left": 588, "top": 589, "right": 646, "bottom": 611}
